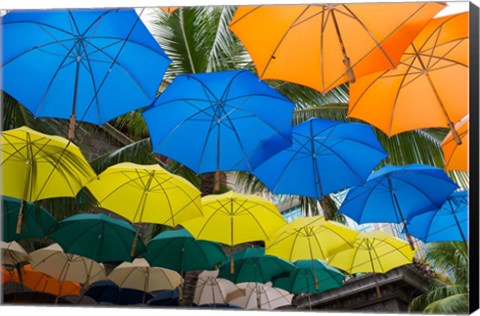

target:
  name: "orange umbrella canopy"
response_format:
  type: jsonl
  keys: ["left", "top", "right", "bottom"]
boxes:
{"left": 2, "top": 266, "right": 13, "bottom": 283}
{"left": 160, "top": 7, "right": 178, "bottom": 14}
{"left": 441, "top": 116, "right": 469, "bottom": 171}
{"left": 229, "top": 3, "right": 444, "bottom": 94}
{"left": 11, "top": 264, "right": 81, "bottom": 297}
{"left": 348, "top": 12, "right": 468, "bottom": 139}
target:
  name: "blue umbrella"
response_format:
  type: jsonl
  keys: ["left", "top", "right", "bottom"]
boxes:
{"left": 85, "top": 280, "right": 154, "bottom": 305}
{"left": 1, "top": 9, "right": 171, "bottom": 140}
{"left": 253, "top": 118, "right": 387, "bottom": 200}
{"left": 405, "top": 190, "right": 468, "bottom": 243}
{"left": 338, "top": 164, "right": 459, "bottom": 248}
{"left": 147, "top": 289, "right": 180, "bottom": 306}
{"left": 142, "top": 70, "right": 294, "bottom": 176}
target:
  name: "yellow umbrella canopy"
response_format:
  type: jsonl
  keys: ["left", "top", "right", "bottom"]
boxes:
{"left": 181, "top": 191, "right": 287, "bottom": 246}
{"left": 85, "top": 162, "right": 203, "bottom": 226}
{"left": 108, "top": 258, "right": 182, "bottom": 293}
{"left": 1, "top": 240, "right": 30, "bottom": 266}
{"left": 1, "top": 126, "right": 96, "bottom": 201}
{"left": 1, "top": 126, "right": 96, "bottom": 233}
{"left": 265, "top": 216, "right": 358, "bottom": 261}
{"left": 327, "top": 231, "right": 416, "bottom": 274}
{"left": 29, "top": 243, "right": 106, "bottom": 286}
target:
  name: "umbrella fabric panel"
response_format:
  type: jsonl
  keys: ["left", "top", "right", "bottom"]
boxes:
{"left": 339, "top": 164, "right": 459, "bottom": 224}
{"left": 49, "top": 213, "right": 147, "bottom": 262}
{"left": 1, "top": 240, "right": 30, "bottom": 265}
{"left": 194, "top": 270, "right": 242, "bottom": 305}
{"left": 144, "top": 229, "right": 226, "bottom": 272}
{"left": 406, "top": 190, "right": 468, "bottom": 242}
{"left": 253, "top": 118, "right": 387, "bottom": 199}
{"left": 143, "top": 70, "right": 294, "bottom": 173}
{"left": 441, "top": 116, "right": 469, "bottom": 171}
{"left": 2, "top": 9, "right": 170, "bottom": 125}
{"left": 229, "top": 282, "right": 293, "bottom": 310}
{"left": 85, "top": 280, "right": 154, "bottom": 305}
{"left": 2, "top": 197, "right": 57, "bottom": 242}
{"left": 229, "top": 3, "right": 444, "bottom": 94}
{"left": 1, "top": 126, "right": 96, "bottom": 202}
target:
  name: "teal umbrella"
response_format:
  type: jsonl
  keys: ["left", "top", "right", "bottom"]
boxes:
{"left": 48, "top": 213, "right": 147, "bottom": 262}
{"left": 218, "top": 248, "right": 294, "bottom": 284}
{"left": 143, "top": 229, "right": 226, "bottom": 273}
{"left": 2, "top": 196, "right": 57, "bottom": 242}
{"left": 273, "top": 260, "right": 344, "bottom": 294}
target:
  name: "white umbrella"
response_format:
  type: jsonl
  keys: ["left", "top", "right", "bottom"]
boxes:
{"left": 1, "top": 240, "right": 29, "bottom": 265}
{"left": 228, "top": 282, "right": 294, "bottom": 310}
{"left": 194, "top": 270, "right": 244, "bottom": 306}
{"left": 108, "top": 258, "right": 182, "bottom": 293}
{"left": 29, "top": 243, "right": 106, "bottom": 285}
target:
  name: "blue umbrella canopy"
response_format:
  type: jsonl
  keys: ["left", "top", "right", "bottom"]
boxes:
{"left": 85, "top": 280, "right": 154, "bottom": 305}
{"left": 1, "top": 9, "right": 171, "bottom": 139}
{"left": 405, "top": 190, "right": 468, "bottom": 243}
{"left": 142, "top": 69, "right": 295, "bottom": 173}
{"left": 253, "top": 118, "right": 387, "bottom": 199}
{"left": 143, "top": 229, "right": 226, "bottom": 273}
{"left": 338, "top": 164, "right": 458, "bottom": 248}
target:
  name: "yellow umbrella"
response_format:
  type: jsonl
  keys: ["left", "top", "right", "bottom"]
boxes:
{"left": 265, "top": 216, "right": 358, "bottom": 289}
{"left": 1, "top": 126, "right": 96, "bottom": 233}
{"left": 327, "top": 231, "right": 416, "bottom": 297}
{"left": 181, "top": 191, "right": 287, "bottom": 273}
{"left": 85, "top": 162, "right": 203, "bottom": 255}
{"left": 1, "top": 240, "right": 30, "bottom": 266}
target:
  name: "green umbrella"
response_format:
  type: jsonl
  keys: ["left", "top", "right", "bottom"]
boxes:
{"left": 48, "top": 213, "right": 147, "bottom": 262}
{"left": 144, "top": 229, "right": 226, "bottom": 273}
{"left": 2, "top": 196, "right": 57, "bottom": 242}
{"left": 273, "top": 260, "right": 344, "bottom": 294}
{"left": 218, "top": 248, "right": 294, "bottom": 284}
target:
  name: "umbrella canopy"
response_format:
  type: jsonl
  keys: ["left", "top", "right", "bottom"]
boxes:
{"left": 48, "top": 213, "right": 147, "bottom": 262}
{"left": 85, "top": 162, "right": 203, "bottom": 226}
{"left": 2, "top": 266, "right": 14, "bottom": 283}
{"left": 108, "top": 258, "right": 182, "bottom": 293}
{"left": 85, "top": 280, "right": 154, "bottom": 305}
{"left": 218, "top": 248, "right": 295, "bottom": 284}
{"left": 29, "top": 243, "right": 106, "bottom": 285}
{"left": 159, "top": 7, "right": 178, "bottom": 14}
{"left": 253, "top": 118, "right": 387, "bottom": 199}
{"left": 441, "top": 116, "right": 469, "bottom": 171}
{"left": 406, "top": 190, "right": 468, "bottom": 243}
{"left": 1, "top": 240, "right": 30, "bottom": 265}
{"left": 142, "top": 69, "right": 294, "bottom": 174}
{"left": 1, "top": 9, "right": 171, "bottom": 140}
{"left": 11, "top": 264, "right": 81, "bottom": 297}
{"left": 228, "top": 282, "right": 294, "bottom": 310}
{"left": 144, "top": 229, "right": 226, "bottom": 273}
{"left": 194, "top": 270, "right": 244, "bottom": 306}
{"left": 338, "top": 164, "right": 459, "bottom": 224}
{"left": 273, "top": 260, "right": 345, "bottom": 294}
{"left": 0, "top": 126, "right": 96, "bottom": 202}
{"left": 265, "top": 216, "right": 359, "bottom": 261}
{"left": 229, "top": 3, "right": 444, "bottom": 94}
{"left": 147, "top": 288, "right": 180, "bottom": 306}
{"left": 2, "top": 196, "right": 57, "bottom": 242}
{"left": 348, "top": 12, "right": 468, "bottom": 141}
{"left": 181, "top": 191, "right": 287, "bottom": 246}
{"left": 327, "top": 231, "right": 416, "bottom": 274}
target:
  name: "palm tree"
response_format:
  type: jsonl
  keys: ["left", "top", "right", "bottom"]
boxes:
{"left": 409, "top": 242, "right": 469, "bottom": 314}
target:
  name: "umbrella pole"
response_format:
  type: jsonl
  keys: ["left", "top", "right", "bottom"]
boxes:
{"left": 18, "top": 142, "right": 33, "bottom": 234}
{"left": 331, "top": 10, "right": 355, "bottom": 83}
{"left": 68, "top": 60, "right": 81, "bottom": 141}
{"left": 131, "top": 227, "right": 140, "bottom": 257}
{"left": 411, "top": 44, "right": 462, "bottom": 145}
{"left": 367, "top": 241, "right": 382, "bottom": 298}
{"left": 16, "top": 200, "right": 26, "bottom": 234}
{"left": 214, "top": 171, "right": 221, "bottom": 193}
{"left": 451, "top": 206, "right": 467, "bottom": 243}
{"left": 390, "top": 184, "right": 415, "bottom": 251}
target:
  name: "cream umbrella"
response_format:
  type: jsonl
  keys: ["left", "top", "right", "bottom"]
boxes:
{"left": 1, "top": 240, "right": 30, "bottom": 265}
{"left": 228, "top": 282, "right": 294, "bottom": 310}
{"left": 194, "top": 270, "right": 245, "bottom": 306}
{"left": 108, "top": 258, "right": 182, "bottom": 298}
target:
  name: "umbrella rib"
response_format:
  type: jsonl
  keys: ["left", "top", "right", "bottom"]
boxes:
{"left": 369, "top": 241, "right": 387, "bottom": 273}
{"left": 189, "top": 207, "right": 225, "bottom": 241}
{"left": 340, "top": 184, "right": 379, "bottom": 223}
{"left": 218, "top": 70, "right": 248, "bottom": 101}
{"left": 223, "top": 93, "right": 292, "bottom": 104}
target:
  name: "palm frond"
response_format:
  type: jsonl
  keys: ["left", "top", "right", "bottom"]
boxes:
{"left": 423, "top": 293, "right": 469, "bottom": 314}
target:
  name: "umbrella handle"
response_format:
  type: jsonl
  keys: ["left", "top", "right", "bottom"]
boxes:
{"left": 314, "top": 274, "right": 319, "bottom": 290}
{"left": 447, "top": 121, "right": 462, "bottom": 145}
{"left": 68, "top": 114, "right": 76, "bottom": 141}
{"left": 230, "top": 256, "right": 235, "bottom": 274}
{"left": 16, "top": 210, "right": 24, "bottom": 235}
{"left": 343, "top": 57, "right": 355, "bottom": 83}
{"left": 130, "top": 236, "right": 138, "bottom": 257}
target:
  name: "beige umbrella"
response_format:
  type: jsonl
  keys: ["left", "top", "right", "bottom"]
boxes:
{"left": 108, "top": 258, "right": 182, "bottom": 293}
{"left": 228, "top": 282, "right": 294, "bottom": 310}
{"left": 194, "top": 270, "right": 245, "bottom": 306}
{"left": 1, "top": 240, "right": 30, "bottom": 265}
{"left": 29, "top": 243, "right": 106, "bottom": 286}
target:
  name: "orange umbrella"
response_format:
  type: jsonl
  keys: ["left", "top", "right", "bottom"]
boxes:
{"left": 11, "top": 264, "right": 81, "bottom": 298}
{"left": 160, "top": 7, "right": 178, "bottom": 14}
{"left": 441, "top": 116, "right": 469, "bottom": 171}
{"left": 348, "top": 12, "right": 468, "bottom": 142}
{"left": 2, "top": 266, "right": 13, "bottom": 283}
{"left": 229, "top": 3, "right": 444, "bottom": 94}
